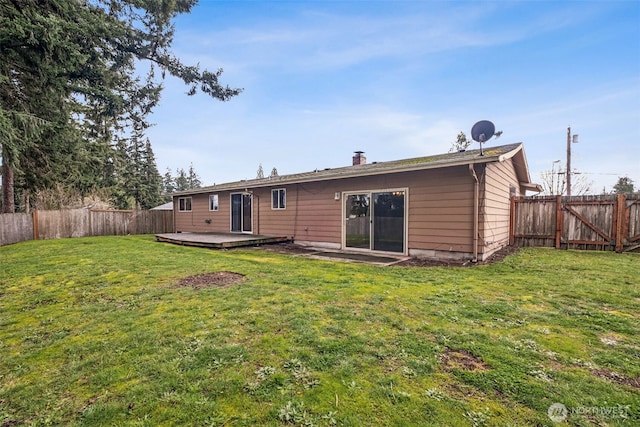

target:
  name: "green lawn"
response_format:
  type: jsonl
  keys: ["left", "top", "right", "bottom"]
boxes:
{"left": 0, "top": 235, "right": 638, "bottom": 426}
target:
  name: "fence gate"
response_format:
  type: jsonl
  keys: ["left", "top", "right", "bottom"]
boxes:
{"left": 510, "top": 194, "right": 640, "bottom": 252}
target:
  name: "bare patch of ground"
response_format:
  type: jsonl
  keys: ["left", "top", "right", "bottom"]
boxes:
{"left": 175, "top": 272, "right": 245, "bottom": 290}
{"left": 258, "top": 243, "right": 319, "bottom": 255}
{"left": 440, "top": 348, "right": 490, "bottom": 372}
{"left": 396, "top": 245, "right": 521, "bottom": 267}
{"left": 591, "top": 368, "right": 640, "bottom": 390}
{"left": 260, "top": 242, "right": 521, "bottom": 267}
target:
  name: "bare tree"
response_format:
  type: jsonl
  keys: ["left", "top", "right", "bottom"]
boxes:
{"left": 449, "top": 132, "right": 472, "bottom": 153}
{"left": 540, "top": 161, "right": 592, "bottom": 195}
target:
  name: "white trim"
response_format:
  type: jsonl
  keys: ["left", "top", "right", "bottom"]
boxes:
{"left": 271, "top": 188, "right": 286, "bottom": 210}
{"left": 178, "top": 196, "right": 192, "bottom": 212}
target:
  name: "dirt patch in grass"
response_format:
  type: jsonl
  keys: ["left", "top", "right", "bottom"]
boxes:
{"left": 591, "top": 368, "right": 640, "bottom": 390}
{"left": 175, "top": 272, "right": 245, "bottom": 290}
{"left": 440, "top": 348, "right": 489, "bottom": 372}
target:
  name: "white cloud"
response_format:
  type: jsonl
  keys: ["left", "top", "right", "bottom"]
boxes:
{"left": 147, "top": 1, "right": 640, "bottom": 194}
{"left": 174, "top": 2, "right": 587, "bottom": 75}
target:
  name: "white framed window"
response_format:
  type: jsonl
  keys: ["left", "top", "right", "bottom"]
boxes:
{"left": 272, "top": 188, "right": 286, "bottom": 209}
{"left": 209, "top": 194, "right": 219, "bottom": 211}
{"left": 178, "top": 197, "right": 192, "bottom": 212}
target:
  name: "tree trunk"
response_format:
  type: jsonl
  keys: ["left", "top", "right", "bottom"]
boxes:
{"left": 1, "top": 147, "right": 16, "bottom": 213}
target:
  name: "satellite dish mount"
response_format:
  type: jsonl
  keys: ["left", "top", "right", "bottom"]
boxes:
{"left": 471, "top": 120, "right": 502, "bottom": 156}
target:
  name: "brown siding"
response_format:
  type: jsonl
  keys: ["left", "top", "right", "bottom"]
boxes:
{"left": 174, "top": 166, "right": 477, "bottom": 255}
{"left": 174, "top": 193, "right": 231, "bottom": 232}
{"left": 285, "top": 167, "right": 475, "bottom": 252}
{"left": 254, "top": 187, "right": 297, "bottom": 236}
{"left": 406, "top": 167, "right": 474, "bottom": 253}
{"left": 480, "top": 159, "right": 519, "bottom": 256}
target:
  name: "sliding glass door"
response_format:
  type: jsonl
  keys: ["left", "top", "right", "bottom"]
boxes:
{"left": 345, "top": 190, "right": 405, "bottom": 253}
{"left": 231, "top": 193, "right": 252, "bottom": 233}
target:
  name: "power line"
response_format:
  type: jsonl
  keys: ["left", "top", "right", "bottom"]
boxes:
{"left": 576, "top": 172, "right": 635, "bottom": 176}
{"left": 556, "top": 172, "right": 633, "bottom": 176}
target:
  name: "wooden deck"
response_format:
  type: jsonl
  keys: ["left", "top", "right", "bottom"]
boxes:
{"left": 155, "top": 232, "right": 290, "bottom": 249}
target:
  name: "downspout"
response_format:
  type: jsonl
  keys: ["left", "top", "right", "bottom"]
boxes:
{"left": 172, "top": 197, "right": 177, "bottom": 232}
{"left": 468, "top": 164, "right": 479, "bottom": 263}
{"left": 293, "top": 184, "right": 300, "bottom": 243}
{"left": 254, "top": 193, "right": 259, "bottom": 235}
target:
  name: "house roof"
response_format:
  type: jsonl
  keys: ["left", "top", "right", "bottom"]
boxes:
{"left": 173, "top": 142, "right": 538, "bottom": 196}
{"left": 150, "top": 201, "right": 174, "bottom": 210}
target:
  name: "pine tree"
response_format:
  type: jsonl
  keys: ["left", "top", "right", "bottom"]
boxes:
{"left": 163, "top": 168, "right": 175, "bottom": 196}
{"left": 612, "top": 176, "right": 635, "bottom": 194}
{"left": 124, "top": 128, "right": 147, "bottom": 209}
{"left": 139, "top": 139, "right": 163, "bottom": 209}
{"left": 1, "top": 0, "right": 241, "bottom": 212}
{"left": 174, "top": 168, "right": 189, "bottom": 192}
{"left": 110, "top": 137, "right": 133, "bottom": 209}
{"left": 187, "top": 163, "right": 202, "bottom": 189}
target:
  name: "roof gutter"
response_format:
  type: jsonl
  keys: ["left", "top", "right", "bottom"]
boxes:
{"left": 522, "top": 182, "right": 544, "bottom": 193}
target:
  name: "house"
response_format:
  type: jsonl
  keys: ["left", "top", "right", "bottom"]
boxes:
{"left": 170, "top": 143, "right": 541, "bottom": 261}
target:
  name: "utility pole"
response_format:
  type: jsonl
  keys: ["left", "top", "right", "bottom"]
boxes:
{"left": 566, "top": 127, "right": 578, "bottom": 197}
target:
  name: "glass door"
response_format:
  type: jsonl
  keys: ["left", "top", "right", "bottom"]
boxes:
{"left": 345, "top": 194, "right": 371, "bottom": 249}
{"left": 231, "top": 193, "right": 252, "bottom": 233}
{"left": 373, "top": 191, "right": 405, "bottom": 252}
{"left": 242, "top": 193, "right": 252, "bottom": 232}
{"left": 344, "top": 190, "right": 405, "bottom": 253}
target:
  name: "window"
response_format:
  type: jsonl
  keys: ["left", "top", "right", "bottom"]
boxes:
{"left": 178, "top": 197, "right": 192, "bottom": 212}
{"left": 209, "top": 194, "right": 219, "bottom": 211}
{"left": 272, "top": 189, "right": 286, "bottom": 209}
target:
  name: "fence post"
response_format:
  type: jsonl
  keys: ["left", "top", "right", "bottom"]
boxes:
{"left": 555, "top": 195, "right": 563, "bottom": 249}
{"left": 32, "top": 209, "right": 39, "bottom": 241}
{"left": 615, "top": 194, "right": 626, "bottom": 253}
{"left": 509, "top": 196, "right": 515, "bottom": 246}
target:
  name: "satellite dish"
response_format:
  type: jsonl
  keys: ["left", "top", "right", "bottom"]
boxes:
{"left": 471, "top": 120, "right": 501, "bottom": 156}
{"left": 471, "top": 120, "right": 496, "bottom": 143}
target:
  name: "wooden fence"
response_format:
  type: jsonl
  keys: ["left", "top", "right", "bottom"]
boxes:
{"left": 0, "top": 212, "right": 34, "bottom": 246}
{"left": 0, "top": 209, "right": 173, "bottom": 247}
{"left": 510, "top": 194, "right": 640, "bottom": 252}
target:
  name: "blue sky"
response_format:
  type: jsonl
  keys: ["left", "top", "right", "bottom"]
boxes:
{"left": 147, "top": 0, "right": 640, "bottom": 193}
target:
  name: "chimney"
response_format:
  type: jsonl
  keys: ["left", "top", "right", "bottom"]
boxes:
{"left": 352, "top": 151, "right": 366, "bottom": 166}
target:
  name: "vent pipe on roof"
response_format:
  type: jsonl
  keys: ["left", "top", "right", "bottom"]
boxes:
{"left": 352, "top": 151, "right": 366, "bottom": 166}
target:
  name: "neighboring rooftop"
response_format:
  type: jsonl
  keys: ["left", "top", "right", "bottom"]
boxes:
{"left": 174, "top": 142, "right": 534, "bottom": 196}
{"left": 150, "top": 202, "right": 174, "bottom": 210}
